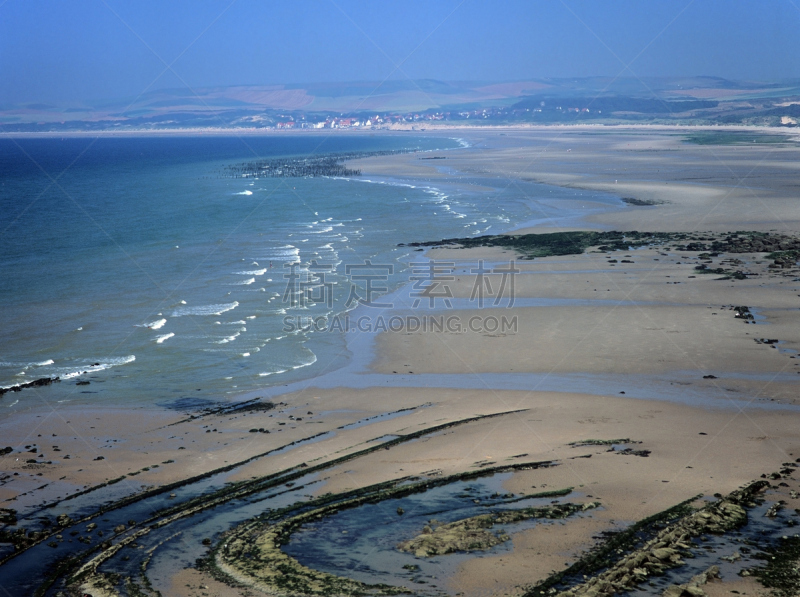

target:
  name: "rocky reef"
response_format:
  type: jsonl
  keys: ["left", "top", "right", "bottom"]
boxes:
{"left": 0, "top": 376, "right": 59, "bottom": 397}
{"left": 397, "top": 501, "right": 599, "bottom": 557}
{"left": 525, "top": 480, "right": 769, "bottom": 597}
{"left": 220, "top": 149, "right": 412, "bottom": 179}
{"left": 400, "top": 230, "right": 800, "bottom": 264}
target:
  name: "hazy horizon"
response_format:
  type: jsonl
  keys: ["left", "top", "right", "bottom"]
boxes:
{"left": 3, "top": 0, "right": 800, "bottom": 106}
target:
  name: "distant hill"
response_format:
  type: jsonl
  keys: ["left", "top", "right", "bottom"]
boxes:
{"left": 3, "top": 77, "right": 800, "bottom": 132}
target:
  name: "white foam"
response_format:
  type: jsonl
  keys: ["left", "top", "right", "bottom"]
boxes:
{"left": 154, "top": 333, "right": 175, "bottom": 344}
{"left": 214, "top": 332, "right": 240, "bottom": 344}
{"left": 258, "top": 355, "right": 317, "bottom": 378}
{"left": 236, "top": 268, "right": 267, "bottom": 276}
{"left": 234, "top": 278, "right": 256, "bottom": 285}
{"left": 20, "top": 359, "right": 55, "bottom": 368}
{"left": 171, "top": 301, "right": 239, "bottom": 317}
{"left": 138, "top": 318, "right": 167, "bottom": 330}
{"left": 241, "top": 352, "right": 250, "bottom": 357}
{"left": 234, "top": 190, "right": 253, "bottom": 195}
{"left": 61, "top": 355, "right": 136, "bottom": 379}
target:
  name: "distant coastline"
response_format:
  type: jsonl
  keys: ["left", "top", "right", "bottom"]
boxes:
{"left": 4, "top": 122, "right": 800, "bottom": 138}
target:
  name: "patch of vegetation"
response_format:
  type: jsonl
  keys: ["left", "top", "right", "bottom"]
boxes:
{"left": 568, "top": 439, "right": 639, "bottom": 447}
{"left": 402, "top": 230, "right": 676, "bottom": 259}
{"left": 682, "top": 132, "right": 792, "bottom": 145}
{"left": 621, "top": 197, "right": 665, "bottom": 206}
{"left": 694, "top": 264, "right": 749, "bottom": 279}
{"left": 751, "top": 536, "right": 800, "bottom": 597}
{"left": 403, "top": 230, "right": 800, "bottom": 276}
{"left": 513, "top": 96, "right": 718, "bottom": 115}
{"left": 0, "top": 508, "right": 16, "bottom": 525}
{"left": 766, "top": 250, "right": 800, "bottom": 261}
{"left": 221, "top": 149, "right": 412, "bottom": 179}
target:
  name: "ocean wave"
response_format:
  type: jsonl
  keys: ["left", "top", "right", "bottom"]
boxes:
{"left": 234, "top": 278, "right": 256, "bottom": 285}
{"left": 137, "top": 318, "right": 167, "bottom": 330}
{"left": 154, "top": 333, "right": 175, "bottom": 344}
{"left": 0, "top": 359, "right": 55, "bottom": 371}
{"left": 258, "top": 370, "right": 284, "bottom": 377}
{"left": 214, "top": 332, "right": 240, "bottom": 344}
{"left": 171, "top": 301, "right": 239, "bottom": 317}
{"left": 61, "top": 355, "right": 136, "bottom": 379}
{"left": 234, "top": 190, "right": 253, "bottom": 195}
{"left": 236, "top": 268, "right": 267, "bottom": 276}
{"left": 257, "top": 352, "right": 317, "bottom": 377}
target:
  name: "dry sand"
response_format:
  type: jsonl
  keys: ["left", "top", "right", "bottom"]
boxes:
{"left": 349, "top": 127, "right": 800, "bottom": 233}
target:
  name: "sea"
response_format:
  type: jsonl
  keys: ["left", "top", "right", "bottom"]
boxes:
{"left": 0, "top": 134, "right": 623, "bottom": 410}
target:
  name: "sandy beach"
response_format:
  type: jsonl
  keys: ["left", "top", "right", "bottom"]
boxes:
{"left": 3, "top": 126, "right": 800, "bottom": 597}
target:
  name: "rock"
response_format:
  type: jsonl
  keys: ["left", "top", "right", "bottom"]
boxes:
{"left": 0, "top": 377, "right": 60, "bottom": 396}
{"left": 662, "top": 565, "right": 720, "bottom": 597}
{"left": 652, "top": 547, "right": 678, "bottom": 560}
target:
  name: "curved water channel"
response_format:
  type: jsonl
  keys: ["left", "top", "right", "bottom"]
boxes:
{"left": 0, "top": 410, "right": 558, "bottom": 595}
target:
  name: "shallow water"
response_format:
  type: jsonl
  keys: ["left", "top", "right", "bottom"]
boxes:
{"left": 0, "top": 136, "right": 627, "bottom": 410}
{"left": 283, "top": 474, "right": 588, "bottom": 595}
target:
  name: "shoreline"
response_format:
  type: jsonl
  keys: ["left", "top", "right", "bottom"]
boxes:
{"left": 4, "top": 126, "right": 800, "bottom": 506}
{"left": 2, "top": 122, "right": 800, "bottom": 138}
{"left": 2, "top": 127, "right": 800, "bottom": 596}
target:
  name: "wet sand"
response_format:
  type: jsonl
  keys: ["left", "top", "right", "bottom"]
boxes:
{"left": 3, "top": 126, "right": 800, "bottom": 596}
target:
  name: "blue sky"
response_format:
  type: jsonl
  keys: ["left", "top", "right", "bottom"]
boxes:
{"left": 2, "top": 0, "right": 800, "bottom": 105}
